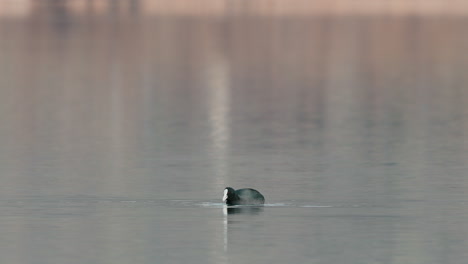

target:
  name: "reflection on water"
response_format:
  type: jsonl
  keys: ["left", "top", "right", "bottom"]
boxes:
{"left": 206, "top": 52, "right": 231, "bottom": 189}
{"left": 223, "top": 206, "right": 264, "bottom": 215}
{"left": 223, "top": 205, "right": 264, "bottom": 253}
{"left": 1, "top": 1, "right": 468, "bottom": 264}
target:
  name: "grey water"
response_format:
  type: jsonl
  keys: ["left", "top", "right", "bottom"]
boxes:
{"left": 1, "top": 2, "right": 468, "bottom": 264}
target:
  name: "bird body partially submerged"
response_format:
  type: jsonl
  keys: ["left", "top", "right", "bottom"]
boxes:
{"left": 222, "top": 187, "right": 265, "bottom": 205}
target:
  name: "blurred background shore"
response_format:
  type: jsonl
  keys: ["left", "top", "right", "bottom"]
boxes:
{"left": 2, "top": 0, "right": 468, "bottom": 18}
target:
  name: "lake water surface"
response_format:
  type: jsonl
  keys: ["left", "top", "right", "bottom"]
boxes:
{"left": 1, "top": 2, "right": 468, "bottom": 264}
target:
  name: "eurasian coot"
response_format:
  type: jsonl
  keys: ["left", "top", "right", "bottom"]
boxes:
{"left": 222, "top": 187, "right": 265, "bottom": 205}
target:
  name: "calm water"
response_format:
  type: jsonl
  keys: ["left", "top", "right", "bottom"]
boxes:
{"left": 1, "top": 2, "right": 468, "bottom": 264}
